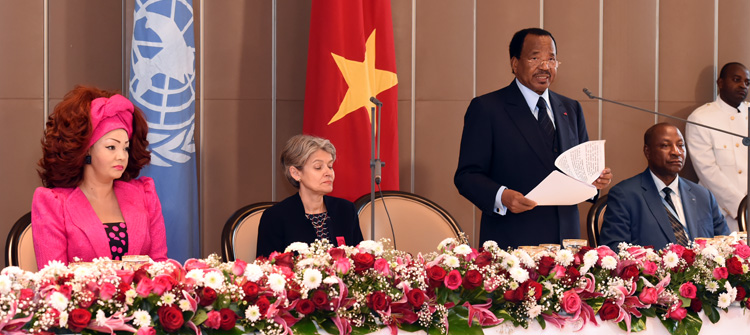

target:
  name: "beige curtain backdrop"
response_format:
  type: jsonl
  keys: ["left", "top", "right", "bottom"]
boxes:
{"left": 2, "top": 0, "right": 749, "bottom": 263}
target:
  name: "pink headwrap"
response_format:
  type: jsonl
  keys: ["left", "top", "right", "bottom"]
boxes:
{"left": 88, "top": 94, "right": 135, "bottom": 149}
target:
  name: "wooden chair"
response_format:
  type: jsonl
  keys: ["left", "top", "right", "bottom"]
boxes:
{"left": 354, "top": 191, "right": 462, "bottom": 256}
{"left": 738, "top": 195, "right": 747, "bottom": 232}
{"left": 586, "top": 194, "right": 608, "bottom": 247}
{"left": 5, "top": 212, "right": 37, "bottom": 272}
{"left": 221, "top": 202, "right": 275, "bottom": 262}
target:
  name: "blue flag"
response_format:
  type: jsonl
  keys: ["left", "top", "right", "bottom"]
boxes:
{"left": 129, "top": 0, "right": 199, "bottom": 263}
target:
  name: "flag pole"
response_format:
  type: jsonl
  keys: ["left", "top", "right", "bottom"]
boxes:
{"left": 370, "top": 105, "right": 377, "bottom": 238}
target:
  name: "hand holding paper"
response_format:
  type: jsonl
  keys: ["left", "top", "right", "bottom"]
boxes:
{"left": 525, "top": 140, "right": 606, "bottom": 206}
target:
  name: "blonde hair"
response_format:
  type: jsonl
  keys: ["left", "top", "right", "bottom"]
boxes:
{"left": 281, "top": 134, "right": 336, "bottom": 188}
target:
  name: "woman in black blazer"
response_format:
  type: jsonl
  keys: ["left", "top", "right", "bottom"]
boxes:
{"left": 256, "top": 135, "right": 364, "bottom": 258}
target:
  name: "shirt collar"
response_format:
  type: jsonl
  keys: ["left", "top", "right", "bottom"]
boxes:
{"left": 649, "top": 169, "right": 680, "bottom": 197}
{"left": 716, "top": 95, "right": 749, "bottom": 114}
{"left": 515, "top": 78, "right": 550, "bottom": 113}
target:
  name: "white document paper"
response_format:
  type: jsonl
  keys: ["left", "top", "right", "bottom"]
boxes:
{"left": 525, "top": 140, "right": 605, "bottom": 206}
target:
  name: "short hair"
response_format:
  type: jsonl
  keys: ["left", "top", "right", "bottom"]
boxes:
{"left": 38, "top": 86, "right": 151, "bottom": 188}
{"left": 280, "top": 134, "right": 336, "bottom": 188}
{"left": 509, "top": 28, "right": 557, "bottom": 60}
{"left": 719, "top": 62, "right": 747, "bottom": 79}
{"left": 643, "top": 122, "right": 677, "bottom": 146}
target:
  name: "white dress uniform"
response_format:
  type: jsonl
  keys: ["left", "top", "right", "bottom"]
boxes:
{"left": 686, "top": 97, "right": 749, "bottom": 232}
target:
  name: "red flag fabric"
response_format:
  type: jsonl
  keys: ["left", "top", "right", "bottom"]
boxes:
{"left": 303, "top": 0, "right": 399, "bottom": 202}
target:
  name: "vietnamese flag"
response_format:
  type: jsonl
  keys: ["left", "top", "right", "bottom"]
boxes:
{"left": 303, "top": 0, "right": 399, "bottom": 202}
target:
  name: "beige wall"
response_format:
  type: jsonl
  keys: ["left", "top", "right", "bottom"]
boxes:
{"left": 2, "top": 0, "right": 749, "bottom": 263}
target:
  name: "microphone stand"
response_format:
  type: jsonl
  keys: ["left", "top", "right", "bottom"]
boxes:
{"left": 583, "top": 88, "right": 750, "bottom": 243}
{"left": 369, "top": 99, "right": 384, "bottom": 240}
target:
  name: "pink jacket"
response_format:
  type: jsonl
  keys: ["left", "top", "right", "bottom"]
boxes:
{"left": 31, "top": 177, "right": 168, "bottom": 268}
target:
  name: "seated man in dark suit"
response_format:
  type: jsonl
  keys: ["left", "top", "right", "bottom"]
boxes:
{"left": 600, "top": 123, "right": 729, "bottom": 250}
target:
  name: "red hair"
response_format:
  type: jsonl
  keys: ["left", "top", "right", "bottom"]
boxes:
{"left": 38, "top": 86, "right": 151, "bottom": 188}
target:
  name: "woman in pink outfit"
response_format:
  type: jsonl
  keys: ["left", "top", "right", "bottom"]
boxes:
{"left": 32, "top": 86, "right": 168, "bottom": 268}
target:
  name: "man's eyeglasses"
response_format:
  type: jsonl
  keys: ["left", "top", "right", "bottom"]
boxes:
{"left": 527, "top": 57, "right": 560, "bottom": 68}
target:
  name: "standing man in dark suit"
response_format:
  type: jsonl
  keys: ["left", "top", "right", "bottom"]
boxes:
{"left": 455, "top": 28, "right": 612, "bottom": 248}
{"left": 599, "top": 123, "right": 729, "bottom": 251}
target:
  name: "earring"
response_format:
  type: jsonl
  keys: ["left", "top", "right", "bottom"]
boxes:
{"left": 85, "top": 155, "right": 92, "bottom": 164}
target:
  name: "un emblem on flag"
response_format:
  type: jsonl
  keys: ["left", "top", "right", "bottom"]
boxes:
{"left": 129, "top": 0, "right": 196, "bottom": 167}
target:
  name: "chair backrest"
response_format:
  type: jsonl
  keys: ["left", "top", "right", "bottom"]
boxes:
{"left": 5, "top": 212, "right": 37, "bottom": 272}
{"left": 354, "top": 191, "right": 462, "bottom": 256}
{"left": 738, "top": 195, "right": 747, "bottom": 232}
{"left": 586, "top": 194, "right": 608, "bottom": 248}
{"left": 221, "top": 202, "right": 275, "bottom": 262}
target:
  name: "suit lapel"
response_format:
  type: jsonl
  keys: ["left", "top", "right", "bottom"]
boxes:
{"left": 502, "top": 82, "right": 556, "bottom": 170}
{"left": 550, "top": 92, "right": 573, "bottom": 151}
{"left": 678, "top": 178, "right": 698, "bottom": 239}
{"left": 640, "top": 170, "right": 677, "bottom": 244}
{"left": 114, "top": 181, "right": 146, "bottom": 256}
{"left": 67, "top": 188, "right": 111, "bottom": 259}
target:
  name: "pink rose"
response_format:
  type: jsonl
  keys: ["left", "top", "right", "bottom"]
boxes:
{"left": 734, "top": 244, "right": 750, "bottom": 259}
{"left": 232, "top": 259, "right": 247, "bottom": 276}
{"left": 627, "top": 246, "right": 647, "bottom": 259}
{"left": 135, "top": 277, "right": 153, "bottom": 297}
{"left": 204, "top": 310, "right": 221, "bottom": 329}
{"left": 668, "top": 244, "right": 686, "bottom": 257}
{"left": 99, "top": 282, "right": 117, "bottom": 301}
{"left": 713, "top": 267, "right": 728, "bottom": 280}
{"left": 679, "top": 282, "right": 697, "bottom": 299}
{"left": 666, "top": 302, "right": 687, "bottom": 321}
{"left": 444, "top": 270, "right": 463, "bottom": 290}
{"left": 116, "top": 269, "right": 134, "bottom": 285}
{"left": 552, "top": 265, "right": 567, "bottom": 279}
{"left": 184, "top": 259, "right": 209, "bottom": 271}
{"left": 643, "top": 261, "right": 658, "bottom": 275}
{"left": 561, "top": 290, "right": 581, "bottom": 314}
{"left": 694, "top": 239, "right": 707, "bottom": 247}
{"left": 152, "top": 275, "right": 174, "bottom": 295}
{"left": 596, "top": 246, "right": 617, "bottom": 262}
{"left": 639, "top": 287, "right": 658, "bottom": 304}
{"left": 136, "top": 327, "right": 155, "bottom": 335}
{"left": 334, "top": 259, "right": 351, "bottom": 274}
{"left": 373, "top": 258, "right": 391, "bottom": 276}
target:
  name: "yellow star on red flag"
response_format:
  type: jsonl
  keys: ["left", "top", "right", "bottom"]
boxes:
{"left": 328, "top": 29, "right": 398, "bottom": 126}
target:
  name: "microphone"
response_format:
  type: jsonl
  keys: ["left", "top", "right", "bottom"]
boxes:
{"left": 374, "top": 160, "right": 383, "bottom": 185}
{"left": 370, "top": 96, "right": 383, "bottom": 106}
{"left": 583, "top": 88, "right": 595, "bottom": 99}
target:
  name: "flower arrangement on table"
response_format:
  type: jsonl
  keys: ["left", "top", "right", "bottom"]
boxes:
{"left": 0, "top": 235, "right": 748, "bottom": 335}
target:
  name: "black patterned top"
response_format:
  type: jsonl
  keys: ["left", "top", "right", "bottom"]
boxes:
{"left": 103, "top": 222, "right": 129, "bottom": 260}
{"left": 304, "top": 212, "right": 331, "bottom": 241}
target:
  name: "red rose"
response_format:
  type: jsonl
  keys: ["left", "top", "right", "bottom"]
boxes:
{"left": 736, "top": 286, "right": 746, "bottom": 301}
{"left": 352, "top": 253, "right": 376, "bottom": 273}
{"left": 199, "top": 287, "right": 217, "bottom": 307}
{"left": 522, "top": 280, "right": 543, "bottom": 301}
{"left": 463, "top": 269, "right": 483, "bottom": 290}
{"left": 115, "top": 282, "right": 131, "bottom": 302}
{"left": 598, "top": 301, "right": 619, "bottom": 321}
{"left": 67, "top": 308, "right": 91, "bottom": 332}
{"left": 537, "top": 256, "right": 555, "bottom": 276}
{"left": 157, "top": 305, "right": 184, "bottom": 333}
{"left": 444, "top": 270, "right": 463, "bottom": 290}
{"left": 242, "top": 282, "right": 259, "bottom": 301}
{"left": 679, "top": 282, "right": 697, "bottom": 299}
{"left": 503, "top": 288, "right": 519, "bottom": 302}
{"left": 312, "top": 290, "right": 329, "bottom": 309}
{"left": 366, "top": 291, "right": 391, "bottom": 311}
{"left": 78, "top": 289, "right": 95, "bottom": 309}
{"left": 727, "top": 257, "right": 744, "bottom": 275}
{"left": 19, "top": 288, "right": 34, "bottom": 301}
{"left": 256, "top": 296, "right": 270, "bottom": 316}
{"left": 682, "top": 249, "right": 696, "bottom": 266}
{"left": 474, "top": 252, "right": 493, "bottom": 267}
{"left": 133, "top": 268, "right": 150, "bottom": 284}
{"left": 273, "top": 252, "right": 295, "bottom": 269}
{"left": 287, "top": 288, "right": 301, "bottom": 302}
{"left": 690, "top": 298, "right": 703, "bottom": 313}
{"left": 666, "top": 303, "right": 687, "bottom": 321}
{"left": 620, "top": 264, "right": 639, "bottom": 280}
{"left": 296, "top": 299, "right": 315, "bottom": 315}
{"left": 561, "top": 266, "right": 580, "bottom": 286}
{"left": 406, "top": 288, "right": 425, "bottom": 308}
{"left": 426, "top": 266, "right": 447, "bottom": 287}
{"left": 218, "top": 308, "right": 237, "bottom": 331}
{"left": 713, "top": 267, "right": 729, "bottom": 280}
